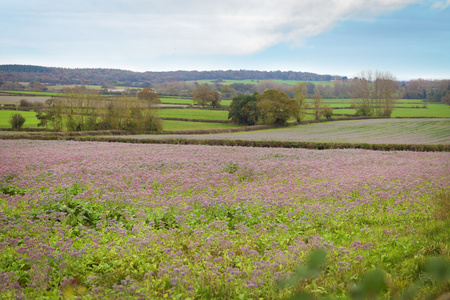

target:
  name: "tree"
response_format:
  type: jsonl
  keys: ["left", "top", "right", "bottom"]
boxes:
{"left": 257, "top": 89, "right": 299, "bottom": 126}
{"left": 293, "top": 82, "right": 308, "bottom": 122}
{"left": 311, "top": 94, "right": 323, "bottom": 120}
{"left": 28, "top": 81, "right": 47, "bottom": 92}
{"left": 442, "top": 91, "right": 450, "bottom": 105}
{"left": 352, "top": 71, "right": 398, "bottom": 117}
{"left": 9, "top": 113, "right": 26, "bottom": 130}
{"left": 321, "top": 106, "right": 333, "bottom": 120}
{"left": 228, "top": 93, "right": 260, "bottom": 125}
{"left": 138, "top": 88, "right": 160, "bottom": 103}
{"left": 192, "top": 86, "right": 221, "bottom": 108}
{"left": 220, "top": 85, "right": 237, "bottom": 99}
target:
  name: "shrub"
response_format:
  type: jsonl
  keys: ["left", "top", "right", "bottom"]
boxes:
{"left": 9, "top": 113, "right": 26, "bottom": 130}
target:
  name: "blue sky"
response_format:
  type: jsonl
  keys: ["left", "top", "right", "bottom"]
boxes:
{"left": 1, "top": 0, "right": 449, "bottom": 80}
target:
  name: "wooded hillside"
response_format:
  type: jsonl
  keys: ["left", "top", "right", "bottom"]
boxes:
{"left": 0, "top": 65, "right": 335, "bottom": 85}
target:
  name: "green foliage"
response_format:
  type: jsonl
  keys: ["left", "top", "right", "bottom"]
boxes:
{"left": 355, "top": 104, "right": 374, "bottom": 117}
{"left": 1, "top": 184, "right": 27, "bottom": 196}
{"left": 293, "top": 82, "right": 309, "bottom": 122}
{"left": 9, "top": 113, "right": 25, "bottom": 130}
{"left": 350, "top": 270, "right": 387, "bottom": 300}
{"left": 278, "top": 249, "right": 327, "bottom": 292}
{"left": 257, "top": 89, "right": 300, "bottom": 126}
{"left": 280, "top": 250, "right": 450, "bottom": 300}
{"left": 228, "top": 93, "right": 260, "bottom": 125}
{"left": 321, "top": 106, "right": 333, "bottom": 120}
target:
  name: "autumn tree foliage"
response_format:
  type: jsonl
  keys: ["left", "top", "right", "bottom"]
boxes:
{"left": 257, "top": 89, "right": 299, "bottom": 126}
{"left": 220, "top": 85, "right": 237, "bottom": 99}
{"left": 192, "top": 86, "right": 221, "bottom": 108}
{"left": 137, "top": 88, "right": 160, "bottom": 103}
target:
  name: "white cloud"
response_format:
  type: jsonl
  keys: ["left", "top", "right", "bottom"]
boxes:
{"left": 0, "top": 0, "right": 440, "bottom": 67}
{"left": 432, "top": 0, "right": 450, "bottom": 9}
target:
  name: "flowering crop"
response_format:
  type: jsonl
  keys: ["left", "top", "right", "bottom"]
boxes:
{"left": 0, "top": 140, "right": 449, "bottom": 299}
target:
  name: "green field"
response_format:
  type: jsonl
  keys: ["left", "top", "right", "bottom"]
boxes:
{"left": 0, "top": 110, "right": 40, "bottom": 128}
{"left": 160, "top": 97, "right": 232, "bottom": 106}
{"left": 392, "top": 103, "right": 450, "bottom": 118}
{"left": 0, "top": 109, "right": 235, "bottom": 131}
{"left": 163, "top": 120, "right": 238, "bottom": 131}
{"left": 159, "top": 109, "right": 229, "bottom": 120}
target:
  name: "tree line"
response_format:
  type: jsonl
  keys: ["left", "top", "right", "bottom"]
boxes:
{"left": 0, "top": 65, "right": 334, "bottom": 86}
{"left": 2, "top": 72, "right": 449, "bottom": 105}
{"left": 31, "top": 88, "right": 163, "bottom": 132}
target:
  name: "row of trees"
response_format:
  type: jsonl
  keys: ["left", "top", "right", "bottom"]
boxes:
{"left": 1, "top": 73, "right": 449, "bottom": 104}
{"left": 35, "top": 90, "right": 163, "bottom": 132}
{"left": 0, "top": 65, "right": 334, "bottom": 85}
{"left": 227, "top": 72, "right": 399, "bottom": 126}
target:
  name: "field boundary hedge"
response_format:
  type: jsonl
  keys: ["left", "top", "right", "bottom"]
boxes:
{"left": 1, "top": 133, "right": 448, "bottom": 152}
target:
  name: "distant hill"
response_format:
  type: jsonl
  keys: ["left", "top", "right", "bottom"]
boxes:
{"left": 0, "top": 64, "right": 336, "bottom": 86}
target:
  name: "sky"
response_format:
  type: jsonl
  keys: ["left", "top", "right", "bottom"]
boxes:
{"left": 1, "top": 0, "right": 449, "bottom": 80}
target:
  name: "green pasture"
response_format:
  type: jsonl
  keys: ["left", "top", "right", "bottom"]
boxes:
{"left": 327, "top": 104, "right": 450, "bottom": 118}
{"left": 163, "top": 120, "right": 238, "bottom": 131}
{"left": 0, "top": 110, "right": 40, "bottom": 128}
{"left": 392, "top": 103, "right": 450, "bottom": 118}
{"left": 159, "top": 108, "right": 229, "bottom": 120}
{"left": 160, "top": 97, "right": 193, "bottom": 105}
{"left": 160, "top": 97, "right": 232, "bottom": 106}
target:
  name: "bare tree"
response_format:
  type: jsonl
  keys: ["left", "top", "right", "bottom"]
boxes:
{"left": 352, "top": 71, "right": 398, "bottom": 117}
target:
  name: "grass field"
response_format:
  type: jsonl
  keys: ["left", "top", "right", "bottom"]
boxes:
{"left": 160, "top": 97, "right": 232, "bottom": 106}
{"left": 1, "top": 100, "right": 448, "bottom": 131}
{"left": 159, "top": 109, "right": 229, "bottom": 120}
{"left": 0, "top": 110, "right": 235, "bottom": 131}
{"left": 0, "top": 110, "right": 40, "bottom": 128}
{"left": 163, "top": 120, "right": 238, "bottom": 131}
{"left": 0, "top": 140, "right": 448, "bottom": 299}
{"left": 142, "top": 118, "right": 450, "bottom": 145}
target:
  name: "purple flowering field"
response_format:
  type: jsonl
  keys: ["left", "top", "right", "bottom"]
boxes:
{"left": 0, "top": 140, "right": 449, "bottom": 299}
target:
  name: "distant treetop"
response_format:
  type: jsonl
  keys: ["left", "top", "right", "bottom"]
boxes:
{"left": 0, "top": 64, "right": 335, "bottom": 85}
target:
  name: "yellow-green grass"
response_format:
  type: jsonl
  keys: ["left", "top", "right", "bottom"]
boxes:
{"left": 159, "top": 109, "right": 229, "bottom": 120}
{"left": 160, "top": 97, "right": 193, "bottom": 105}
{"left": 163, "top": 120, "right": 238, "bottom": 131}
{"left": 160, "top": 97, "right": 232, "bottom": 106}
{"left": 0, "top": 110, "right": 40, "bottom": 128}
{"left": 392, "top": 104, "right": 450, "bottom": 118}
{"left": 317, "top": 103, "right": 450, "bottom": 118}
